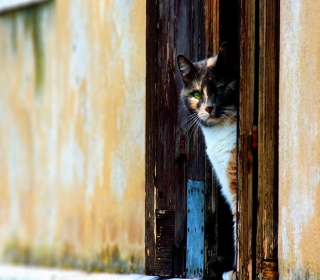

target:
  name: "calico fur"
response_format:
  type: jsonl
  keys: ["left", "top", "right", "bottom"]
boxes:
{"left": 177, "top": 43, "right": 238, "bottom": 280}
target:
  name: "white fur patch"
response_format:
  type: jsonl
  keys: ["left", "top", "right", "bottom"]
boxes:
{"left": 206, "top": 57, "right": 217, "bottom": 67}
{"left": 222, "top": 270, "right": 236, "bottom": 280}
{"left": 200, "top": 121, "right": 237, "bottom": 208}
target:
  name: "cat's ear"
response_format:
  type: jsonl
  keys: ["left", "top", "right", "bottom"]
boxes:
{"left": 177, "top": 54, "right": 196, "bottom": 82}
{"left": 216, "top": 42, "right": 235, "bottom": 76}
{"left": 217, "top": 42, "right": 233, "bottom": 67}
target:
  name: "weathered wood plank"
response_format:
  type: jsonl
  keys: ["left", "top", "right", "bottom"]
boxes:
{"left": 204, "top": 0, "right": 219, "bottom": 57}
{"left": 155, "top": 210, "right": 175, "bottom": 276}
{"left": 145, "top": 0, "right": 158, "bottom": 275}
{"left": 256, "top": 0, "right": 279, "bottom": 278}
{"left": 146, "top": 0, "right": 207, "bottom": 277}
{"left": 238, "top": 0, "right": 256, "bottom": 279}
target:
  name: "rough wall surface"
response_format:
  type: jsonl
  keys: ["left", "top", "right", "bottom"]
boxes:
{"left": 279, "top": 1, "right": 320, "bottom": 278}
{"left": 0, "top": 0, "right": 145, "bottom": 272}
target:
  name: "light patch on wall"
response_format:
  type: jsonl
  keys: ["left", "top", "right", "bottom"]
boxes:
{"left": 8, "top": 128, "right": 22, "bottom": 233}
{"left": 60, "top": 127, "right": 84, "bottom": 187}
{"left": 85, "top": 125, "right": 104, "bottom": 200}
{"left": 281, "top": 209, "right": 289, "bottom": 259}
{"left": 69, "top": 0, "right": 89, "bottom": 89}
{"left": 110, "top": 155, "right": 127, "bottom": 201}
{"left": 282, "top": 0, "right": 304, "bottom": 264}
{"left": 108, "top": 0, "right": 145, "bottom": 201}
{"left": 99, "top": 1, "right": 106, "bottom": 23}
{"left": 112, "top": 0, "right": 133, "bottom": 79}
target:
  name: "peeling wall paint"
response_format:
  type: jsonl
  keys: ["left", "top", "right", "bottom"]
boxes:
{"left": 0, "top": 0, "right": 146, "bottom": 273}
{"left": 279, "top": 1, "right": 320, "bottom": 278}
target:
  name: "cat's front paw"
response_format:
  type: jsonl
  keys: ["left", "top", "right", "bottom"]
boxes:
{"left": 222, "top": 270, "right": 236, "bottom": 280}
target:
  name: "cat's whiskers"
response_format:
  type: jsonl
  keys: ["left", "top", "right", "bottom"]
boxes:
{"left": 177, "top": 113, "right": 199, "bottom": 133}
{"left": 189, "top": 118, "right": 200, "bottom": 139}
{"left": 221, "top": 114, "right": 230, "bottom": 124}
{"left": 180, "top": 113, "right": 198, "bottom": 126}
{"left": 221, "top": 109, "right": 237, "bottom": 125}
{"left": 184, "top": 115, "right": 200, "bottom": 133}
{"left": 175, "top": 105, "right": 187, "bottom": 116}
{"left": 183, "top": 114, "right": 201, "bottom": 140}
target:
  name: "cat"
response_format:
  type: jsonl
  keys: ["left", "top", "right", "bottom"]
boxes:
{"left": 177, "top": 42, "right": 238, "bottom": 280}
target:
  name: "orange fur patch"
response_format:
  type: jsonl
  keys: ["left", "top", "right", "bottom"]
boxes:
{"left": 227, "top": 148, "right": 237, "bottom": 215}
{"left": 225, "top": 115, "right": 237, "bottom": 126}
{"left": 188, "top": 98, "right": 199, "bottom": 110}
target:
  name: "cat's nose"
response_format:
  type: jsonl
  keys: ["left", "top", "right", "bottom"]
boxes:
{"left": 205, "top": 106, "right": 214, "bottom": 114}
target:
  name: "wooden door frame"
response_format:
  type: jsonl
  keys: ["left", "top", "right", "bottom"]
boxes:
{"left": 146, "top": 0, "right": 279, "bottom": 278}
{"left": 237, "top": 0, "right": 279, "bottom": 279}
{"left": 255, "top": 0, "right": 279, "bottom": 278}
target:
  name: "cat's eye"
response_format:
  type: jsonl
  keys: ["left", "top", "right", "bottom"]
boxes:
{"left": 193, "top": 92, "right": 202, "bottom": 100}
{"left": 217, "top": 87, "right": 223, "bottom": 95}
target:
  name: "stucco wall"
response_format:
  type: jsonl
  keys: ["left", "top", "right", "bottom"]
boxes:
{"left": 0, "top": 0, "right": 145, "bottom": 273}
{"left": 279, "top": 1, "right": 320, "bottom": 278}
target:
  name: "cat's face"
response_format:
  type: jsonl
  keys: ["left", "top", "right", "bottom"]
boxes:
{"left": 177, "top": 43, "right": 238, "bottom": 127}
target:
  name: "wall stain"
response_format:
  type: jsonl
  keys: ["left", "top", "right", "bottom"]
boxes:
{"left": 0, "top": 1, "right": 55, "bottom": 97}
{"left": 3, "top": 238, "right": 144, "bottom": 273}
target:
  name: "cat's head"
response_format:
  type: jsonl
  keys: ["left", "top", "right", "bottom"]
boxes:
{"left": 177, "top": 43, "right": 238, "bottom": 127}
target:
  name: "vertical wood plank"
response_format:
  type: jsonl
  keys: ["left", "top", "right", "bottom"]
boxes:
{"left": 146, "top": 0, "right": 207, "bottom": 277}
{"left": 238, "top": 0, "right": 256, "bottom": 279}
{"left": 155, "top": 1, "right": 179, "bottom": 276}
{"left": 204, "top": 0, "right": 219, "bottom": 57}
{"left": 256, "top": 0, "right": 279, "bottom": 278}
{"left": 155, "top": 210, "right": 175, "bottom": 276}
{"left": 145, "top": 0, "right": 158, "bottom": 275}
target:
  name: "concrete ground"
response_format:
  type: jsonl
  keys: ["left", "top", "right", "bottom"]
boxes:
{"left": 0, "top": 264, "right": 161, "bottom": 280}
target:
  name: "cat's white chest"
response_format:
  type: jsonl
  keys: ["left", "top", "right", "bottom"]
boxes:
{"left": 201, "top": 122, "right": 237, "bottom": 205}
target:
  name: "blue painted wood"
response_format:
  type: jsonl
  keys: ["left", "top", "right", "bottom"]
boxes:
{"left": 186, "top": 179, "right": 205, "bottom": 278}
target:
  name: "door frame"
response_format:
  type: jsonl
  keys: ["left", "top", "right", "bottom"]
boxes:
{"left": 145, "top": 1, "right": 279, "bottom": 278}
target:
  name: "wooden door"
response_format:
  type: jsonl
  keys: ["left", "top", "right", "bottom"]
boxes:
{"left": 145, "top": 1, "right": 279, "bottom": 279}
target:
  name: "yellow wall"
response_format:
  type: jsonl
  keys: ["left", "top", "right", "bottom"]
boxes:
{"left": 279, "top": 1, "right": 320, "bottom": 278}
{"left": 0, "top": 0, "right": 145, "bottom": 272}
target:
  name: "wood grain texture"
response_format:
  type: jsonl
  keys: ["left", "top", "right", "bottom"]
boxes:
{"left": 204, "top": 0, "right": 219, "bottom": 57}
{"left": 145, "top": 0, "right": 158, "bottom": 275}
{"left": 146, "top": 1, "right": 207, "bottom": 277}
{"left": 155, "top": 210, "right": 175, "bottom": 276}
{"left": 238, "top": 0, "right": 256, "bottom": 279}
{"left": 256, "top": 0, "right": 279, "bottom": 278}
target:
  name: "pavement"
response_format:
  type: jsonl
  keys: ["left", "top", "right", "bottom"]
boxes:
{"left": 0, "top": 264, "right": 161, "bottom": 280}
